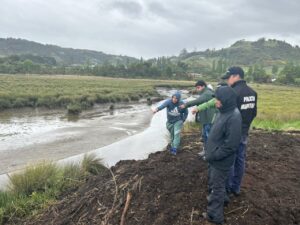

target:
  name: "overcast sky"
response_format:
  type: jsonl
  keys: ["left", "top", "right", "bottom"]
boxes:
{"left": 1, "top": 0, "right": 300, "bottom": 58}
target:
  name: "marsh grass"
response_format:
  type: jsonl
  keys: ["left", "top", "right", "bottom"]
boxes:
{"left": 251, "top": 84, "right": 300, "bottom": 130}
{"left": 0, "top": 75, "right": 192, "bottom": 112}
{"left": 67, "top": 102, "right": 82, "bottom": 115}
{"left": 0, "top": 154, "right": 106, "bottom": 224}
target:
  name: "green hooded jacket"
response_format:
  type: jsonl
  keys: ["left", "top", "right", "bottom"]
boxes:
{"left": 196, "top": 98, "right": 216, "bottom": 111}
{"left": 185, "top": 87, "right": 216, "bottom": 125}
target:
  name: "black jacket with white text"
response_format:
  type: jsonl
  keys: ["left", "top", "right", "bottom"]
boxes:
{"left": 231, "top": 80, "right": 257, "bottom": 135}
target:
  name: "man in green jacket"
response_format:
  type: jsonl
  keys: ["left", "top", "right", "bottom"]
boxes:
{"left": 191, "top": 83, "right": 228, "bottom": 118}
{"left": 180, "top": 80, "right": 216, "bottom": 156}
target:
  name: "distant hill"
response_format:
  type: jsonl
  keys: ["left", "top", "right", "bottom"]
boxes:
{"left": 1, "top": 37, "right": 299, "bottom": 84}
{"left": 2, "top": 37, "right": 299, "bottom": 67}
{"left": 180, "top": 38, "right": 300, "bottom": 66}
{"left": 0, "top": 38, "right": 137, "bottom": 65}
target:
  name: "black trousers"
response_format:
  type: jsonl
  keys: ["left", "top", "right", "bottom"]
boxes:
{"left": 207, "top": 165, "right": 229, "bottom": 224}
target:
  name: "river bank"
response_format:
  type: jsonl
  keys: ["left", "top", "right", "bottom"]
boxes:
{"left": 13, "top": 129, "right": 300, "bottom": 225}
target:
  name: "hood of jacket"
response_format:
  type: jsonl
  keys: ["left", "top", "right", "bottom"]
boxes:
{"left": 215, "top": 86, "right": 237, "bottom": 113}
{"left": 172, "top": 91, "right": 181, "bottom": 102}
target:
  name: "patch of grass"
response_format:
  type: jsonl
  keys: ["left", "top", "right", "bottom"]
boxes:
{"left": 182, "top": 121, "right": 201, "bottom": 133}
{"left": 60, "top": 163, "right": 84, "bottom": 190}
{"left": 81, "top": 153, "right": 106, "bottom": 175}
{"left": 1, "top": 192, "right": 54, "bottom": 224}
{"left": 67, "top": 102, "right": 82, "bottom": 115}
{"left": 8, "top": 162, "right": 60, "bottom": 196}
{"left": 0, "top": 154, "right": 107, "bottom": 224}
{"left": 250, "top": 83, "right": 300, "bottom": 130}
{"left": 0, "top": 192, "right": 15, "bottom": 208}
{"left": 0, "top": 75, "right": 192, "bottom": 111}
{"left": 252, "top": 119, "right": 300, "bottom": 131}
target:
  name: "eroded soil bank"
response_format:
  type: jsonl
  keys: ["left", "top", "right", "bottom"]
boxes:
{"left": 16, "top": 130, "right": 300, "bottom": 225}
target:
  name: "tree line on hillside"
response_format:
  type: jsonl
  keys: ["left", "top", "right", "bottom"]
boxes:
{"left": 0, "top": 55, "right": 191, "bottom": 80}
{"left": 0, "top": 54, "right": 299, "bottom": 85}
{"left": 244, "top": 63, "right": 300, "bottom": 84}
{"left": 0, "top": 38, "right": 136, "bottom": 65}
{"left": 180, "top": 38, "right": 300, "bottom": 66}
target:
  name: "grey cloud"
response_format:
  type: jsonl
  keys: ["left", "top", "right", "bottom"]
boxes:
{"left": 109, "top": 1, "right": 144, "bottom": 18}
{"left": 147, "top": 2, "right": 167, "bottom": 15}
{"left": 1, "top": 0, "right": 300, "bottom": 58}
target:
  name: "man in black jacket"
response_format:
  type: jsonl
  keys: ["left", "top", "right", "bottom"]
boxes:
{"left": 203, "top": 86, "right": 242, "bottom": 225}
{"left": 222, "top": 66, "right": 257, "bottom": 196}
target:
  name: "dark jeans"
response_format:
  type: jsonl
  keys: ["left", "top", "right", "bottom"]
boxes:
{"left": 227, "top": 135, "right": 248, "bottom": 194}
{"left": 202, "top": 123, "right": 212, "bottom": 146}
{"left": 207, "top": 165, "right": 229, "bottom": 224}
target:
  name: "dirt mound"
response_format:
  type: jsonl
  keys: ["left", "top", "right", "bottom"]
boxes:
{"left": 21, "top": 131, "right": 300, "bottom": 225}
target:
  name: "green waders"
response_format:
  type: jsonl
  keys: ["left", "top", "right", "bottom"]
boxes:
{"left": 166, "top": 120, "right": 183, "bottom": 149}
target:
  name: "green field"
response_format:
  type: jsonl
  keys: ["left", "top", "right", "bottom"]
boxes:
{"left": 0, "top": 75, "right": 299, "bottom": 130}
{"left": 0, "top": 75, "right": 192, "bottom": 112}
{"left": 250, "top": 83, "right": 300, "bottom": 130}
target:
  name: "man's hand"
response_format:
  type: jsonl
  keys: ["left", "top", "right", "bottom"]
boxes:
{"left": 191, "top": 107, "right": 199, "bottom": 115}
{"left": 152, "top": 107, "right": 158, "bottom": 114}
{"left": 179, "top": 104, "right": 186, "bottom": 109}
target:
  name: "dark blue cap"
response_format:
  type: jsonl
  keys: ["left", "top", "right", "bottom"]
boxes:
{"left": 222, "top": 66, "right": 244, "bottom": 79}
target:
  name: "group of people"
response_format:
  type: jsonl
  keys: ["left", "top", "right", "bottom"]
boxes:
{"left": 152, "top": 66, "right": 257, "bottom": 225}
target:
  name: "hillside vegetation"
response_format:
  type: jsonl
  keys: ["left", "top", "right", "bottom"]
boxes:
{"left": 1, "top": 38, "right": 300, "bottom": 84}
{"left": 0, "top": 38, "right": 136, "bottom": 65}
{"left": 181, "top": 38, "right": 300, "bottom": 65}
{"left": 179, "top": 38, "right": 300, "bottom": 84}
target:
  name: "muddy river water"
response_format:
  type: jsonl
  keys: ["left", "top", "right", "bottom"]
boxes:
{"left": 0, "top": 103, "right": 154, "bottom": 174}
{"left": 0, "top": 89, "right": 193, "bottom": 189}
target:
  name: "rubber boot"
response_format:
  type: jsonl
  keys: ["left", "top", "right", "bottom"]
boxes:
{"left": 171, "top": 147, "right": 177, "bottom": 155}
